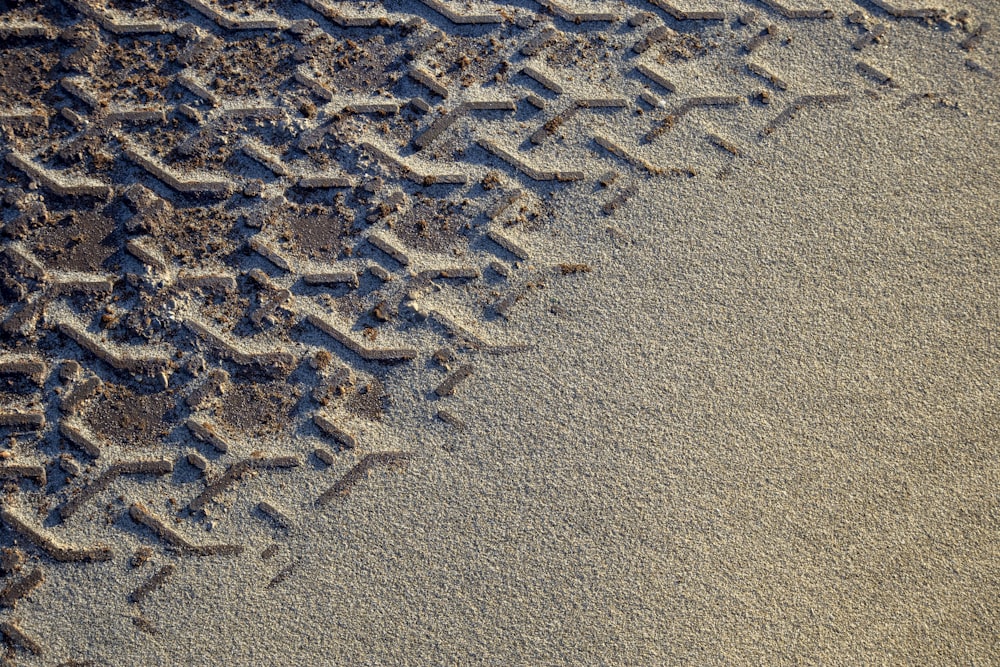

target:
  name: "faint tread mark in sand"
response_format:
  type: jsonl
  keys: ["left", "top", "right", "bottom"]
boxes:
{"left": 708, "top": 132, "right": 742, "bottom": 156}
{"left": 132, "top": 615, "right": 158, "bottom": 635}
{"left": 865, "top": 0, "right": 947, "bottom": 19}
{"left": 747, "top": 62, "right": 789, "bottom": 90}
{"left": 62, "top": 0, "right": 171, "bottom": 34}
{"left": 266, "top": 562, "right": 297, "bottom": 588}
{"left": 419, "top": 0, "right": 503, "bottom": 24}
{"left": 414, "top": 100, "right": 518, "bottom": 149}
{"left": 186, "top": 419, "right": 231, "bottom": 453}
{"left": 0, "top": 568, "right": 44, "bottom": 608}
{"left": 746, "top": 23, "right": 780, "bottom": 52}
{"left": 0, "top": 412, "right": 45, "bottom": 429}
{"left": 59, "top": 459, "right": 175, "bottom": 521}
{"left": 897, "top": 91, "right": 959, "bottom": 110}
{"left": 531, "top": 99, "right": 629, "bottom": 145}
{"left": 763, "top": 94, "right": 852, "bottom": 135}
{"left": 361, "top": 138, "right": 468, "bottom": 185}
{"left": 521, "top": 113, "right": 568, "bottom": 146}
{"left": 316, "top": 453, "right": 414, "bottom": 505}
{"left": 595, "top": 135, "right": 666, "bottom": 176}
{"left": 522, "top": 65, "right": 566, "bottom": 94}
{"left": 477, "top": 139, "right": 585, "bottom": 182}
{"left": 0, "top": 508, "right": 112, "bottom": 562}
{"left": 122, "top": 144, "right": 232, "bottom": 196}
{"left": 754, "top": 0, "right": 834, "bottom": 20}
{"left": 644, "top": 96, "right": 745, "bottom": 142}
{"left": 635, "top": 63, "right": 677, "bottom": 93}
{"left": 435, "top": 364, "right": 474, "bottom": 397}
{"left": 437, "top": 409, "right": 466, "bottom": 429}
{"left": 183, "top": 318, "right": 297, "bottom": 371}
{"left": 129, "top": 504, "right": 243, "bottom": 556}
{"left": 853, "top": 23, "right": 888, "bottom": 50}
{"left": 0, "top": 619, "right": 43, "bottom": 656}
{"left": 633, "top": 25, "right": 677, "bottom": 54}
{"left": 54, "top": 320, "right": 172, "bottom": 376}
{"left": 258, "top": 501, "right": 293, "bottom": 529}
{"left": 648, "top": 0, "right": 726, "bottom": 21}
{"left": 306, "top": 314, "right": 419, "bottom": 362}
{"left": 0, "top": 465, "right": 46, "bottom": 486}
{"left": 492, "top": 285, "right": 529, "bottom": 316}
{"left": 960, "top": 22, "right": 991, "bottom": 50}
{"left": 298, "top": 0, "right": 394, "bottom": 27}
{"left": 313, "top": 414, "right": 358, "bottom": 450}
{"left": 521, "top": 26, "right": 562, "bottom": 57}
{"left": 487, "top": 190, "right": 526, "bottom": 221}
{"left": 5, "top": 153, "right": 111, "bottom": 199}
{"left": 857, "top": 61, "right": 895, "bottom": 85}
{"left": 368, "top": 232, "right": 412, "bottom": 267}
{"left": 418, "top": 267, "right": 481, "bottom": 280}
{"left": 129, "top": 564, "right": 175, "bottom": 604}
{"left": 314, "top": 448, "right": 337, "bottom": 466}
{"left": 964, "top": 58, "right": 994, "bottom": 77}
{"left": 424, "top": 309, "right": 531, "bottom": 354}
{"left": 180, "top": 0, "right": 284, "bottom": 30}
{"left": 535, "top": 0, "right": 618, "bottom": 22}
{"left": 60, "top": 376, "right": 103, "bottom": 415}
{"left": 189, "top": 456, "right": 302, "bottom": 512}
{"left": 59, "top": 421, "right": 104, "bottom": 458}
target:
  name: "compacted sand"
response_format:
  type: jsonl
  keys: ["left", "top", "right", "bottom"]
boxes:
{"left": 0, "top": 0, "right": 996, "bottom": 664}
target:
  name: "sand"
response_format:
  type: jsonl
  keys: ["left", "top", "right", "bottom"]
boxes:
{"left": 0, "top": 0, "right": 997, "bottom": 664}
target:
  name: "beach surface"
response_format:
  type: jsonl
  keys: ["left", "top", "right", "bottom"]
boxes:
{"left": 0, "top": 0, "right": 997, "bottom": 664}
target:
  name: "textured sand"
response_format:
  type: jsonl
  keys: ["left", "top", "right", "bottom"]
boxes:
{"left": 2, "top": 1, "right": 998, "bottom": 665}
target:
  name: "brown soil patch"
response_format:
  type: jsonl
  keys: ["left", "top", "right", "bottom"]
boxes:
{"left": 391, "top": 196, "right": 468, "bottom": 253}
{"left": 86, "top": 384, "right": 176, "bottom": 446}
{"left": 32, "top": 211, "right": 118, "bottom": 272}
{"left": 303, "top": 33, "right": 407, "bottom": 96}
{"left": 0, "top": 47, "right": 59, "bottom": 109}
{"left": 285, "top": 203, "right": 357, "bottom": 262}
{"left": 217, "top": 381, "right": 299, "bottom": 436}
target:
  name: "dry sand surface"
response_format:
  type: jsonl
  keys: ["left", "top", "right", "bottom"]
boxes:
{"left": 0, "top": 0, "right": 997, "bottom": 664}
